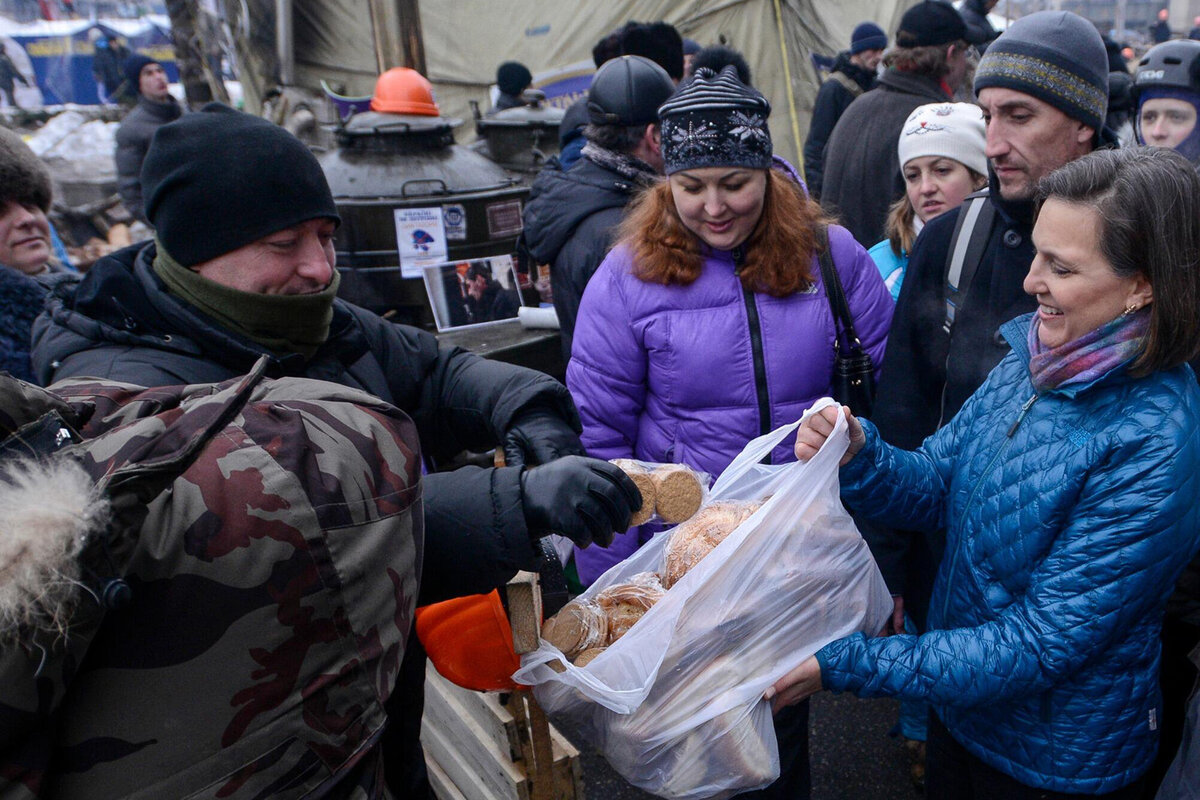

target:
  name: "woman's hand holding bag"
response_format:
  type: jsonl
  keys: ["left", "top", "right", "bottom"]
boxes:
{"left": 795, "top": 404, "right": 865, "bottom": 466}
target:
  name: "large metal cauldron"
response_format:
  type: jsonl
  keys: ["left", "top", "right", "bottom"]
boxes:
{"left": 472, "top": 101, "right": 565, "bottom": 176}
{"left": 319, "top": 111, "right": 530, "bottom": 328}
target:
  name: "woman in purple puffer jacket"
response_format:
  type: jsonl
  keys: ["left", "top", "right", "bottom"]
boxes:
{"left": 566, "top": 66, "right": 894, "bottom": 800}
{"left": 567, "top": 66, "right": 894, "bottom": 584}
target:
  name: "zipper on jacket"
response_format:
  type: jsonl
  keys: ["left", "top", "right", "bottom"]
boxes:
{"left": 733, "top": 246, "right": 772, "bottom": 457}
{"left": 939, "top": 392, "right": 1038, "bottom": 624}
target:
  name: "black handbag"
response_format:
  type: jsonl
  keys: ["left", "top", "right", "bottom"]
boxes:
{"left": 817, "top": 228, "right": 876, "bottom": 418}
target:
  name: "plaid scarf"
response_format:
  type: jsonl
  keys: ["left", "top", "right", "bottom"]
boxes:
{"left": 1026, "top": 308, "right": 1150, "bottom": 393}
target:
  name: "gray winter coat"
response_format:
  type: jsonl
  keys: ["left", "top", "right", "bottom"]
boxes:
{"left": 820, "top": 70, "right": 950, "bottom": 246}
{"left": 114, "top": 95, "right": 182, "bottom": 221}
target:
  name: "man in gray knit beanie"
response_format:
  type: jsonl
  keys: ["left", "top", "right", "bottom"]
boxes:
{"left": 860, "top": 11, "right": 1115, "bottom": 690}
{"left": 973, "top": 10, "right": 1109, "bottom": 201}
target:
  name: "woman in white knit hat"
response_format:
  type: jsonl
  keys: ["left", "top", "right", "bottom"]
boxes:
{"left": 869, "top": 102, "right": 988, "bottom": 299}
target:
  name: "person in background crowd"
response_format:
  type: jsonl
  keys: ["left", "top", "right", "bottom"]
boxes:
{"left": 1190, "top": 15, "right": 1200, "bottom": 40}
{"left": 690, "top": 44, "right": 753, "bottom": 84}
{"left": 1129, "top": 37, "right": 1200, "bottom": 799}
{"left": 32, "top": 104, "right": 640, "bottom": 797}
{"left": 1104, "top": 35, "right": 1137, "bottom": 145}
{"left": 959, "top": 0, "right": 1001, "bottom": 53}
{"left": 682, "top": 37, "right": 701, "bottom": 76}
{"left": 860, "top": 12, "right": 1114, "bottom": 767}
{"left": 568, "top": 66, "right": 893, "bottom": 799}
{"left": 775, "top": 145, "right": 1200, "bottom": 800}
{"left": 0, "top": 127, "right": 72, "bottom": 283}
{"left": 1132, "top": 39, "right": 1200, "bottom": 169}
{"left": 1153, "top": 8, "right": 1173, "bottom": 43}
{"left": 803, "top": 21, "right": 887, "bottom": 198}
{"left": 821, "top": 1, "right": 971, "bottom": 246}
{"left": 558, "top": 20, "right": 684, "bottom": 171}
{"left": 90, "top": 33, "right": 131, "bottom": 103}
{"left": 0, "top": 43, "right": 28, "bottom": 109}
{"left": 870, "top": 103, "right": 988, "bottom": 302}
{"left": 492, "top": 60, "right": 532, "bottom": 113}
{"left": 522, "top": 56, "right": 675, "bottom": 360}
{"left": 114, "top": 54, "right": 181, "bottom": 223}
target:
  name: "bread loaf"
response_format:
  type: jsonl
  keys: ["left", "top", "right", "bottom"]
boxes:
{"left": 573, "top": 647, "right": 607, "bottom": 667}
{"left": 595, "top": 573, "right": 665, "bottom": 643}
{"left": 610, "top": 458, "right": 656, "bottom": 526}
{"left": 541, "top": 600, "right": 606, "bottom": 660}
{"left": 662, "top": 501, "right": 760, "bottom": 587}
{"left": 652, "top": 464, "right": 705, "bottom": 523}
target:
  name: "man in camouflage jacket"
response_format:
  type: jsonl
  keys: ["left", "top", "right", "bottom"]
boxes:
{"left": 0, "top": 363, "right": 424, "bottom": 798}
{"left": 27, "top": 105, "right": 639, "bottom": 798}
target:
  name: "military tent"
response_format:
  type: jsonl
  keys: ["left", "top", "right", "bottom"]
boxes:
{"left": 238, "top": 0, "right": 917, "bottom": 168}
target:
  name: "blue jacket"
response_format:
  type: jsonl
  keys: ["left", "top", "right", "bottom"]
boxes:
{"left": 817, "top": 313, "right": 1200, "bottom": 794}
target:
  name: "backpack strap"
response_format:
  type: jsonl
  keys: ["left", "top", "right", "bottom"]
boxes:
{"left": 942, "top": 190, "right": 996, "bottom": 334}
{"left": 828, "top": 70, "right": 866, "bottom": 99}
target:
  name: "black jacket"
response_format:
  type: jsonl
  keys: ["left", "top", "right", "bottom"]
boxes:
{"left": 803, "top": 52, "right": 877, "bottom": 198}
{"left": 522, "top": 152, "right": 646, "bottom": 359}
{"left": 959, "top": 0, "right": 1000, "bottom": 52}
{"left": 114, "top": 96, "right": 182, "bottom": 222}
{"left": 820, "top": 69, "right": 950, "bottom": 247}
{"left": 32, "top": 241, "right": 579, "bottom": 605}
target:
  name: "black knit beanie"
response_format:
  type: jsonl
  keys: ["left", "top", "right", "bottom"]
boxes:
{"left": 658, "top": 66, "right": 772, "bottom": 174}
{"left": 895, "top": 1, "right": 968, "bottom": 48}
{"left": 0, "top": 127, "right": 51, "bottom": 212}
{"left": 975, "top": 11, "right": 1109, "bottom": 132}
{"left": 124, "top": 54, "right": 156, "bottom": 95}
{"left": 142, "top": 103, "right": 340, "bottom": 267}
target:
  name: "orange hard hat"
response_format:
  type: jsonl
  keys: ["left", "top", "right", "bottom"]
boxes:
{"left": 370, "top": 67, "right": 440, "bottom": 116}
{"left": 415, "top": 590, "right": 523, "bottom": 691}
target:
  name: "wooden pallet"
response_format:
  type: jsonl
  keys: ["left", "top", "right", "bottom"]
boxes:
{"left": 424, "top": 571, "right": 583, "bottom": 800}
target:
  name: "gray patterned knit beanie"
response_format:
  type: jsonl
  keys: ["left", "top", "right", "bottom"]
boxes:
{"left": 974, "top": 11, "right": 1108, "bottom": 132}
{"left": 658, "top": 66, "right": 772, "bottom": 175}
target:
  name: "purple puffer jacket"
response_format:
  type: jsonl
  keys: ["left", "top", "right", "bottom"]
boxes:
{"left": 567, "top": 222, "right": 894, "bottom": 584}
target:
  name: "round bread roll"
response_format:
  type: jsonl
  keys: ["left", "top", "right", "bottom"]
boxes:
{"left": 541, "top": 600, "right": 606, "bottom": 659}
{"left": 610, "top": 458, "right": 656, "bottom": 526}
{"left": 662, "top": 501, "right": 759, "bottom": 587}
{"left": 596, "top": 574, "right": 665, "bottom": 643}
{"left": 652, "top": 464, "right": 705, "bottom": 523}
{"left": 573, "top": 646, "right": 607, "bottom": 667}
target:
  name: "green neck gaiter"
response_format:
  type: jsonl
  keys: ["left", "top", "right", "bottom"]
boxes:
{"left": 153, "top": 242, "right": 339, "bottom": 360}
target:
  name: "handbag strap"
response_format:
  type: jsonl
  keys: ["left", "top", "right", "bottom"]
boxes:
{"left": 816, "top": 226, "right": 862, "bottom": 354}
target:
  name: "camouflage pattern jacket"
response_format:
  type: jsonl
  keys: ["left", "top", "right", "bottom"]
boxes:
{"left": 0, "top": 362, "right": 422, "bottom": 799}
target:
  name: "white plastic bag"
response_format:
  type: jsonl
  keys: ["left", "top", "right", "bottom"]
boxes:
{"left": 513, "top": 399, "right": 892, "bottom": 799}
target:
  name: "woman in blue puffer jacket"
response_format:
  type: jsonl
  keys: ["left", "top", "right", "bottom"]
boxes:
{"left": 771, "top": 147, "right": 1200, "bottom": 799}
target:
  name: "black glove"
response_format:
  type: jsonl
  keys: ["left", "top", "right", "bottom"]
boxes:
{"left": 520, "top": 456, "right": 641, "bottom": 548}
{"left": 503, "top": 407, "right": 584, "bottom": 468}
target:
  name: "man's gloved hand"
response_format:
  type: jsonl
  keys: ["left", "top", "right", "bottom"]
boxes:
{"left": 503, "top": 407, "right": 585, "bottom": 468}
{"left": 520, "top": 456, "right": 641, "bottom": 548}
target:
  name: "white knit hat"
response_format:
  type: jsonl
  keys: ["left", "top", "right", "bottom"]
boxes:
{"left": 897, "top": 103, "right": 988, "bottom": 177}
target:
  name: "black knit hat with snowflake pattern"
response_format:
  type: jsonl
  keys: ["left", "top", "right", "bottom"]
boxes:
{"left": 658, "top": 65, "right": 772, "bottom": 175}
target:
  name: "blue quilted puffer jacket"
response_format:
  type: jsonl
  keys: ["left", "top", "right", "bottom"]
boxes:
{"left": 817, "top": 313, "right": 1200, "bottom": 794}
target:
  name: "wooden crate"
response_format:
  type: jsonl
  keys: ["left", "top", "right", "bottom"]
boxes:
{"left": 424, "top": 572, "right": 583, "bottom": 800}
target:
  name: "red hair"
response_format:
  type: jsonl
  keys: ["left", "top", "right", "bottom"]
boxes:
{"left": 618, "top": 170, "right": 830, "bottom": 297}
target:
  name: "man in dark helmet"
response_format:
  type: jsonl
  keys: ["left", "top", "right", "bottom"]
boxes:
{"left": 521, "top": 55, "right": 675, "bottom": 360}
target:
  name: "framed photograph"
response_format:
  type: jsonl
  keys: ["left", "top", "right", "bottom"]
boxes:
{"left": 422, "top": 255, "right": 524, "bottom": 332}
